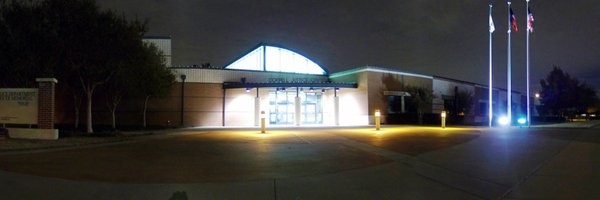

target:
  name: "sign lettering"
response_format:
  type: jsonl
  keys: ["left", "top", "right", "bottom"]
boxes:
{"left": 0, "top": 88, "right": 38, "bottom": 124}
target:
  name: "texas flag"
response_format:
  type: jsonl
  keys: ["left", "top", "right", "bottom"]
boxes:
{"left": 527, "top": 8, "right": 534, "bottom": 33}
{"left": 510, "top": 8, "right": 518, "bottom": 32}
{"left": 489, "top": 14, "right": 495, "bottom": 33}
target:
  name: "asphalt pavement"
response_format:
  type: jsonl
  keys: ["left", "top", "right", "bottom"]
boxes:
{"left": 1, "top": 125, "right": 599, "bottom": 200}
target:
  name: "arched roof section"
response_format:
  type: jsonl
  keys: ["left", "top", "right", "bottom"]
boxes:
{"left": 224, "top": 44, "right": 326, "bottom": 75}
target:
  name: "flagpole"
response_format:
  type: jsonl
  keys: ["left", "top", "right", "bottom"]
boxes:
{"left": 526, "top": 0, "right": 531, "bottom": 127}
{"left": 489, "top": 3, "right": 494, "bottom": 127}
{"left": 507, "top": 0, "right": 512, "bottom": 125}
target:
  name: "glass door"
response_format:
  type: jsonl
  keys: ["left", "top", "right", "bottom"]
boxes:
{"left": 269, "top": 90, "right": 323, "bottom": 125}
{"left": 269, "top": 91, "right": 295, "bottom": 124}
{"left": 301, "top": 92, "right": 323, "bottom": 124}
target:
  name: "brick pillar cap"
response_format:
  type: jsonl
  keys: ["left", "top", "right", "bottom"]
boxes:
{"left": 36, "top": 78, "right": 58, "bottom": 84}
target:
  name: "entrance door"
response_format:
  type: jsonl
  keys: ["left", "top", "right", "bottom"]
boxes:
{"left": 269, "top": 91, "right": 295, "bottom": 124}
{"left": 268, "top": 90, "right": 323, "bottom": 125}
{"left": 301, "top": 92, "right": 323, "bottom": 124}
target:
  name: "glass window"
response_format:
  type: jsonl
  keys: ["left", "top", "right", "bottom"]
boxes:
{"left": 225, "top": 45, "right": 325, "bottom": 75}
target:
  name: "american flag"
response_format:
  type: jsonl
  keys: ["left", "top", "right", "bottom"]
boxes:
{"left": 528, "top": 8, "right": 534, "bottom": 33}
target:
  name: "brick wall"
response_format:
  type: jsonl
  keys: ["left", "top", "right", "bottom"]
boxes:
{"left": 36, "top": 78, "right": 57, "bottom": 129}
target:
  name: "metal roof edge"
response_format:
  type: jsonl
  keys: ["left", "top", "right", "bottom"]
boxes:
{"left": 329, "top": 66, "right": 433, "bottom": 79}
{"left": 143, "top": 35, "right": 172, "bottom": 39}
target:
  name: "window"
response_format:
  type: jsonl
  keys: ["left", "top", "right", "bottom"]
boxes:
{"left": 225, "top": 45, "right": 326, "bottom": 75}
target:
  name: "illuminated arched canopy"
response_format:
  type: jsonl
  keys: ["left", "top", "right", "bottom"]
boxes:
{"left": 224, "top": 44, "right": 326, "bottom": 75}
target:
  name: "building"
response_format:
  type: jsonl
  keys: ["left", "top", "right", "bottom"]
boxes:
{"left": 154, "top": 43, "right": 528, "bottom": 127}
{"left": 142, "top": 36, "right": 172, "bottom": 67}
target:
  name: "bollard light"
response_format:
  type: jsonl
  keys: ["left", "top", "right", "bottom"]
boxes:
{"left": 375, "top": 109, "right": 381, "bottom": 131}
{"left": 260, "top": 111, "right": 266, "bottom": 133}
{"left": 441, "top": 111, "right": 447, "bottom": 129}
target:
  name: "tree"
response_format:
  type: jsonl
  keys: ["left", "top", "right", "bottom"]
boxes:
{"left": 455, "top": 89, "right": 474, "bottom": 116}
{"left": 103, "top": 42, "right": 174, "bottom": 129}
{"left": 404, "top": 85, "right": 435, "bottom": 124}
{"left": 64, "top": 70, "right": 85, "bottom": 129}
{"left": 133, "top": 43, "right": 175, "bottom": 128}
{"left": 101, "top": 26, "right": 155, "bottom": 130}
{"left": 1, "top": 0, "right": 149, "bottom": 133}
{"left": 67, "top": 4, "right": 146, "bottom": 134}
{"left": 539, "top": 66, "right": 599, "bottom": 117}
{"left": 102, "top": 62, "right": 135, "bottom": 130}
{"left": 2, "top": 0, "right": 82, "bottom": 128}
{"left": 573, "top": 82, "right": 599, "bottom": 114}
{"left": 0, "top": 0, "right": 60, "bottom": 87}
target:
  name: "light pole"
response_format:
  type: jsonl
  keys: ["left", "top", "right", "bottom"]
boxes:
{"left": 488, "top": 2, "right": 495, "bottom": 127}
{"left": 180, "top": 74, "right": 186, "bottom": 127}
{"left": 526, "top": 0, "right": 532, "bottom": 127}
{"left": 507, "top": 0, "right": 513, "bottom": 125}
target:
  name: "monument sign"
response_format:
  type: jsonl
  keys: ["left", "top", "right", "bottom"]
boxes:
{"left": 0, "top": 88, "right": 38, "bottom": 124}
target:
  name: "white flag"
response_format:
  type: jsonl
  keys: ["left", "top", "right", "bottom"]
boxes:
{"left": 489, "top": 14, "right": 495, "bottom": 33}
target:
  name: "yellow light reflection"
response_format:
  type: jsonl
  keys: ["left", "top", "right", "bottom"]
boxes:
{"left": 333, "top": 126, "right": 482, "bottom": 136}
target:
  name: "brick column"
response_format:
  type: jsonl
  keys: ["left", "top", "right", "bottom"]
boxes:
{"left": 36, "top": 78, "right": 57, "bottom": 129}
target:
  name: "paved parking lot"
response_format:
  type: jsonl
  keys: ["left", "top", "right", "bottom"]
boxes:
{"left": 0, "top": 126, "right": 479, "bottom": 183}
{"left": 1, "top": 125, "right": 599, "bottom": 199}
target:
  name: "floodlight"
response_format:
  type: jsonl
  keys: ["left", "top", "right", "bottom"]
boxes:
{"left": 517, "top": 118, "right": 526, "bottom": 125}
{"left": 498, "top": 116, "right": 510, "bottom": 126}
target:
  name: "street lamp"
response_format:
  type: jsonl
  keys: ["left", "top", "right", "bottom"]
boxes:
{"left": 180, "top": 74, "right": 186, "bottom": 127}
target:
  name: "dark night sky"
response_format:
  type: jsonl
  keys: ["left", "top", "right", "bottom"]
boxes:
{"left": 98, "top": 0, "right": 600, "bottom": 92}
